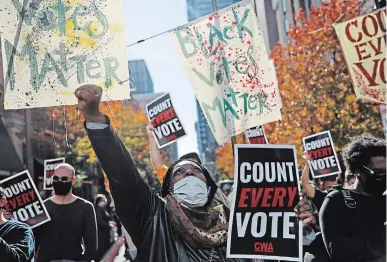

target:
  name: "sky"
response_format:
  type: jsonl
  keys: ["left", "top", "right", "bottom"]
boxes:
{"left": 123, "top": 0, "right": 198, "bottom": 157}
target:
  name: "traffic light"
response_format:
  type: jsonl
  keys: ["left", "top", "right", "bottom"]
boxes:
{"left": 375, "top": 0, "right": 386, "bottom": 8}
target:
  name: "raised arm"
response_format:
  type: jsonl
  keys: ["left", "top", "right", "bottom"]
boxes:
{"left": 75, "top": 85, "right": 161, "bottom": 245}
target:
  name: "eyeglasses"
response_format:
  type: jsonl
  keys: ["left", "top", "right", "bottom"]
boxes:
{"left": 52, "top": 175, "right": 73, "bottom": 183}
{"left": 362, "top": 166, "right": 386, "bottom": 177}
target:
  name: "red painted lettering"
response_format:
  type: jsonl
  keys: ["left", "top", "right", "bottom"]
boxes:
{"left": 238, "top": 188, "right": 250, "bottom": 208}
{"left": 261, "top": 188, "right": 274, "bottom": 207}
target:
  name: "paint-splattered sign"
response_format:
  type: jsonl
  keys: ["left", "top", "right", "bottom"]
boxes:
{"left": 170, "top": 0, "right": 282, "bottom": 145}
{"left": 0, "top": 0, "right": 130, "bottom": 109}
{"left": 334, "top": 8, "right": 386, "bottom": 103}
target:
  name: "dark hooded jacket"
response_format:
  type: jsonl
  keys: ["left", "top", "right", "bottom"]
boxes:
{"left": 85, "top": 119, "right": 246, "bottom": 262}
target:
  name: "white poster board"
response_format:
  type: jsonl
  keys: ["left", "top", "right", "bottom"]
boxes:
{"left": 0, "top": 0, "right": 130, "bottom": 109}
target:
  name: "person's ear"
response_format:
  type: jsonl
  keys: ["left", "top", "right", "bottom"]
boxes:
{"left": 72, "top": 176, "right": 77, "bottom": 185}
{"left": 0, "top": 197, "right": 7, "bottom": 208}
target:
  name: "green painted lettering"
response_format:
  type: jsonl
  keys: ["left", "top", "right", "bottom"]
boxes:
{"left": 51, "top": 0, "right": 71, "bottom": 35}
{"left": 258, "top": 91, "right": 272, "bottom": 114}
{"left": 72, "top": 4, "right": 108, "bottom": 39}
{"left": 248, "top": 94, "right": 257, "bottom": 110}
{"left": 175, "top": 27, "right": 198, "bottom": 58}
{"left": 247, "top": 46, "right": 258, "bottom": 78}
{"left": 201, "top": 97, "right": 224, "bottom": 131}
{"left": 232, "top": 8, "right": 253, "bottom": 40}
{"left": 86, "top": 59, "right": 101, "bottom": 79}
{"left": 235, "top": 56, "right": 248, "bottom": 74}
{"left": 220, "top": 56, "right": 232, "bottom": 82}
{"left": 224, "top": 98, "right": 239, "bottom": 121}
{"left": 103, "top": 57, "right": 120, "bottom": 87}
{"left": 209, "top": 23, "right": 225, "bottom": 50}
{"left": 193, "top": 62, "right": 215, "bottom": 87}
{"left": 239, "top": 93, "right": 248, "bottom": 114}
{"left": 194, "top": 28, "right": 212, "bottom": 58}
{"left": 223, "top": 26, "right": 234, "bottom": 40}
{"left": 69, "top": 55, "right": 87, "bottom": 84}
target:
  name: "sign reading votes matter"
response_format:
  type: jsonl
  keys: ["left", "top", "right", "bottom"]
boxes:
{"left": 0, "top": 0, "right": 129, "bottom": 109}
{"left": 0, "top": 170, "right": 51, "bottom": 228}
{"left": 227, "top": 145, "right": 302, "bottom": 261}
{"left": 44, "top": 157, "right": 65, "bottom": 190}
{"left": 146, "top": 93, "right": 186, "bottom": 149}
{"left": 303, "top": 131, "right": 341, "bottom": 178}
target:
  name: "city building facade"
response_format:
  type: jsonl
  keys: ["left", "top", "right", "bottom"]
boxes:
{"left": 128, "top": 60, "right": 154, "bottom": 94}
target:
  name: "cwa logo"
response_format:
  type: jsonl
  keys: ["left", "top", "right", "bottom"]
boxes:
{"left": 254, "top": 242, "right": 274, "bottom": 253}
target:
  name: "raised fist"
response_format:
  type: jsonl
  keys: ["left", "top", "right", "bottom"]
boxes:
{"left": 74, "top": 85, "right": 106, "bottom": 123}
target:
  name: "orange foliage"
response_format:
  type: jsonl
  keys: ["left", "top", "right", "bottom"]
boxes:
{"left": 32, "top": 100, "right": 161, "bottom": 191}
{"left": 268, "top": 0, "right": 383, "bottom": 164}
{"left": 215, "top": 0, "right": 383, "bottom": 179}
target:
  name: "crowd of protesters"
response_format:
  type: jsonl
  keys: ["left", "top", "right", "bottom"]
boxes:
{"left": 0, "top": 84, "right": 385, "bottom": 262}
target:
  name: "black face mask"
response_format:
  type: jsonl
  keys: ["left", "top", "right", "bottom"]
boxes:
{"left": 362, "top": 175, "right": 386, "bottom": 196}
{"left": 53, "top": 181, "right": 72, "bottom": 196}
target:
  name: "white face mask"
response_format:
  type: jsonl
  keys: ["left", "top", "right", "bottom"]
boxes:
{"left": 172, "top": 176, "right": 210, "bottom": 207}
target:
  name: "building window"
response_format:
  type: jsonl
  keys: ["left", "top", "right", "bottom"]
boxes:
{"left": 282, "top": 0, "right": 287, "bottom": 12}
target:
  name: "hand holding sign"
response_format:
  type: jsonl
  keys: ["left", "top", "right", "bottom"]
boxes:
{"left": 100, "top": 237, "right": 125, "bottom": 262}
{"left": 75, "top": 85, "right": 106, "bottom": 124}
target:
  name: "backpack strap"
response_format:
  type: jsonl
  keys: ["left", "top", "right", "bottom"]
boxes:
{"left": 339, "top": 189, "right": 357, "bottom": 209}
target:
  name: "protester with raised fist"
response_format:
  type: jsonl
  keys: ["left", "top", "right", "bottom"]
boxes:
{"left": 320, "top": 133, "right": 386, "bottom": 262}
{"left": 75, "top": 84, "right": 245, "bottom": 262}
{"left": 0, "top": 187, "right": 35, "bottom": 262}
{"left": 34, "top": 163, "right": 97, "bottom": 262}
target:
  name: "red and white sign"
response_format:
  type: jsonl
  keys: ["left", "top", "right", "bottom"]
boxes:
{"left": 334, "top": 8, "right": 386, "bottom": 103}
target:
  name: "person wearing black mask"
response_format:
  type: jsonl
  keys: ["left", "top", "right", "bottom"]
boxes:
{"left": 34, "top": 163, "right": 97, "bottom": 262}
{"left": 320, "top": 133, "right": 386, "bottom": 262}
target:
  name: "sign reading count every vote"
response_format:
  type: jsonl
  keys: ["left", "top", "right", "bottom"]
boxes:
{"left": 227, "top": 144, "right": 302, "bottom": 261}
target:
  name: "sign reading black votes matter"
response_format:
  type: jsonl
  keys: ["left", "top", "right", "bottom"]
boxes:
{"left": 146, "top": 93, "right": 186, "bottom": 148}
{"left": 227, "top": 144, "right": 302, "bottom": 261}
{"left": 303, "top": 130, "right": 341, "bottom": 178}
{"left": 0, "top": 170, "right": 51, "bottom": 228}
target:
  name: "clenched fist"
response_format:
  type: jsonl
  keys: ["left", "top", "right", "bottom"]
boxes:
{"left": 74, "top": 85, "right": 106, "bottom": 124}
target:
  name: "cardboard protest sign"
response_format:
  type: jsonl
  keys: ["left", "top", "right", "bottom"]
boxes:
{"left": 0, "top": 0, "right": 130, "bottom": 109}
{"left": 334, "top": 8, "right": 386, "bottom": 103}
{"left": 227, "top": 144, "right": 302, "bottom": 261}
{"left": 303, "top": 131, "right": 341, "bottom": 178}
{"left": 44, "top": 157, "right": 65, "bottom": 190}
{"left": 0, "top": 170, "right": 50, "bottom": 228}
{"left": 146, "top": 93, "right": 186, "bottom": 148}
{"left": 171, "top": 0, "right": 282, "bottom": 145}
{"left": 245, "top": 125, "right": 268, "bottom": 144}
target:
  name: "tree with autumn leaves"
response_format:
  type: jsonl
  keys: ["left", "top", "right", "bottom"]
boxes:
{"left": 32, "top": 100, "right": 165, "bottom": 192}
{"left": 216, "top": 0, "right": 383, "bottom": 179}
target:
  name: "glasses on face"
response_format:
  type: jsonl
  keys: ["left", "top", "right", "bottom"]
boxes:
{"left": 362, "top": 166, "right": 386, "bottom": 177}
{"left": 52, "top": 175, "right": 73, "bottom": 183}
{"left": 174, "top": 166, "right": 203, "bottom": 176}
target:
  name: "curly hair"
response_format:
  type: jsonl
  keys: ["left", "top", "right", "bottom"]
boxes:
{"left": 344, "top": 133, "right": 386, "bottom": 174}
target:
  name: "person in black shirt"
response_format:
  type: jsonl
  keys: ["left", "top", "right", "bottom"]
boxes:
{"left": 0, "top": 187, "right": 35, "bottom": 262}
{"left": 95, "top": 194, "right": 114, "bottom": 261}
{"left": 34, "top": 163, "right": 97, "bottom": 262}
{"left": 320, "top": 133, "right": 386, "bottom": 262}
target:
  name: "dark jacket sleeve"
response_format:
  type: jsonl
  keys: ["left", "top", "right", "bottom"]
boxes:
{"left": 0, "top": 224, "right": 35, "bottom": 262}
{"left": 85, "top": 119, "right": 162, "bottom": 246}
{"left": 320, "top": 191, "right": 386, "bottom": 262}
{"left": 82, "top": 202, "right": 98, "bottom": 261}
